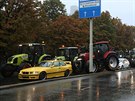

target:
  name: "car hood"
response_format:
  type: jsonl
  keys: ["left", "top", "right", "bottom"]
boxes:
{"left": 21, "top": 67, "right": 49, "bottom": 72}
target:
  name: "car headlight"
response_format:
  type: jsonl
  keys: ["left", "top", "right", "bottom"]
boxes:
{"left": 31, "top": 71, "right": 39, "bottom": 74}
{"left": 19, "top": 71, "right": 22, "bottom": 74}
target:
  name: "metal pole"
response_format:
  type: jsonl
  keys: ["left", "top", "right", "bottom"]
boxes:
{"left": 89, "top": 18, "right": 93, "bottom": 72}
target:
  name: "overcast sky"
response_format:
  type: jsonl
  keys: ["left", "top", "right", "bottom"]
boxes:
{"left": 60, "top": 0, "right": 135, "bottom": 26}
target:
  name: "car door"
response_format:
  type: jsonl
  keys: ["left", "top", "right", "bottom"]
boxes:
{"left": 59, "top": 61, "right": 66, "bottom": 71}
{"left": 51, "top": 61, "right": 62, "bottom": 77}
{"left": 59, "top": 61, "right": 68, "bottom": 76}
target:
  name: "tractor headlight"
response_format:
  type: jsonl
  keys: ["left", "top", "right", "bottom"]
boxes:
{"left": 77, "top": 58, "right": 82, "bottom": 61}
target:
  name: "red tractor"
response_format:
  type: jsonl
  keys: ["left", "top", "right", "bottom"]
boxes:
{"left": 73, "top": 41, "right": 119, "bottom": 73}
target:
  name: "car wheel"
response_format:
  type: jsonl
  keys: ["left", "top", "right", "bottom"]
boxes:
{"left": 106, "top": 55, "right": 119, "bottom": 71}
{"left": 39, "top": 72, "right": 46, "bottom": 80}
{"left": 121, "top": 65, "right": 124, "bottom": 69}
{"left": 64, "top": 70, "right": 70, "bottom": 77}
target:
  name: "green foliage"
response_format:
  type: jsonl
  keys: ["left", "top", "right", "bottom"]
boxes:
{"left": 43, "top": 0, "right": 66, "bottom": 21}
{"left": 0, "top": 0, "right": 44, "bottom": 62}
{"left": 93, "top": 11, "right": 135, "bottom": 51}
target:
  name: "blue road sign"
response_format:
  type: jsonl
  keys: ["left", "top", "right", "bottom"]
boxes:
{"left": 79, "top": 0, "right": 101, "bottom": 18}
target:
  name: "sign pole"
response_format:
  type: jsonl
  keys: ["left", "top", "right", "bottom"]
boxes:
{"left": 79, "top": 0, "right": 101, "bottom": 72}
{"left": 89, "top": 18, "right": 93, "bottom": 72}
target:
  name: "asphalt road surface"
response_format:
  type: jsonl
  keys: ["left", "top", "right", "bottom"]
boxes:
{"left": 0, "top": 69, "right": 135, "bottom": 101}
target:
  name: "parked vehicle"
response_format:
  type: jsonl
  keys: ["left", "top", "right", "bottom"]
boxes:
{"left": 56, "top": 47, "right": 79, "bottom": 61}
{"left": 73, "top": 41, "right": 119, "bottom": 73}
{"left": 118, "top": 58, "right": 130, "bottom": 69}
{"left": 127, "top": 55, "right": 135, "bottom": 67}
{"left": 0, "top": 43, "right": 52, "bottom": 77}
{"left": 126, "top": 49, "right": 135, "bottom": 67}
{"left": 55, "top": 47, "right": 80, "bottom": 73}
{"left": 18, "top": 60, "right": 72, "bottom": 80}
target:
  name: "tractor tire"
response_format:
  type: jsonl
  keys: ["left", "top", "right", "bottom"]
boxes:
{"left": 106, "top": 55, "right": 119, "bottom": 71}
{"left": 0, "top": 64, "right": 16, "bottom": 77}
{"left": 85, "top": 60, "right": 98, "bottom": 73}
{"left": 96, "top": 61, "right": 104, "bottom": 72}
{"left": 97, "top": 66, "right": 104, "bottom": 72}
{"left": 73, "top": 59, "right": 83, "bottom": 74}
{"left": 39, "top": 72, "right": 46, "bottom": 80}
{"left": 18, "top": 62, "right": 31, "bottom": 72}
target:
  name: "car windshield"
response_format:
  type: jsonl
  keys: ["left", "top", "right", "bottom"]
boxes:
{"left": 39, "top": 62, "right": 53, "bottom": 67}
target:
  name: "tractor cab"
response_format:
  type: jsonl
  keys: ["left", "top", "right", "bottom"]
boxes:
{"left": 18, "top": 43, "right": 47, "bottom": 64}
{"left": 93, "top": 41, "right": 110, "bottom": 59}
{"left": 57, "top": 47, "right": 78, "bottom": 61}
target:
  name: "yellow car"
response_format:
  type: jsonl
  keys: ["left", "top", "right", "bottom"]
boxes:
{"left": 18, "top": 60, "right": 72, "bottom": 80}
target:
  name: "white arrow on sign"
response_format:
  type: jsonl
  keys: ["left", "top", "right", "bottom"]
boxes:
{"left": 84, "top": 11, "right": 87, "bottom": 17}
{"left": 93, "top": 10, "right": 95, "bottom": 16}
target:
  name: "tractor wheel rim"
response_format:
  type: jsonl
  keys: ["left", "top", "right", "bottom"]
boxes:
{"left": 109, "top": 57, "right": 117, "bottom": 68}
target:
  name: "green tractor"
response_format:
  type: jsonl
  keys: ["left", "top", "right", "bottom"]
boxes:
{"left": 0, "top": 43, "right": 52, "bottom": 77}
{"left": 55, "top": 46, "right": 82, "bottom": 74}
{"left": 56, "top": 47, "right": 79, "bottom": 61}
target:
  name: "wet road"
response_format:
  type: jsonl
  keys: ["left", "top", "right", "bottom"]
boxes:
{"left": 0, "top": 70, "right": 135, "bottom": 101}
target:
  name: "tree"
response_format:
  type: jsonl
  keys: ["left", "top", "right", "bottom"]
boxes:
{"left": 43, "top": 15, "right": 89, "bottom": 55}
{"left": 0, "top": 0, "right": 46, "bottom": 60}
{"left": 43, "top": 0, "right": 66, "bottom": 21}
{"left": 71, "top": 11, "right": 135, "bottom": 51}
{"left": 71, "top": 10, "right": 79, "bottom": 19}
{"left": 0, "top": 0, "right": 134, "bottom": 64}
